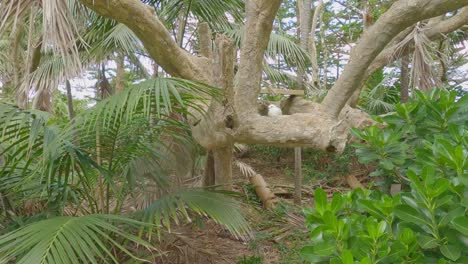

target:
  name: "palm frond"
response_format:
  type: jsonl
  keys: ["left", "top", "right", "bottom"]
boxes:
{"left": 235, "top": 160, "right": 256, "bottom": 178}
{"left": 0, "top": 0, "right": 34, "bottom": 36}
{"left": 41, "top": 0, "right": 82, "bottom": 70}
{"left": 360, "top": 70, "right": 399, "bottom": 115}
{"left": 140, "top": 189, "right": 251, "bottom": 239}
{"left": 263, "top": 63, "right": 307, "bottom": 90}
{"left": 0, "top": 214, "right": 155, "bottom": 264}
{"left": 156, "top": 0, "right": 244, "bottom": 30}
{"left": 84, "top": 18, "right": 144, "bottom": 60}
{"left": 80, "top": 77, "right": 219, "bottom": 130}
{"left": 225, "top": 26, "right": 310, "bottom": 70}
{"left": 391, "top": 24, "right": 443, "bottom": 91}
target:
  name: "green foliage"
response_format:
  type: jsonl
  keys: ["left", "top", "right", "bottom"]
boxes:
{"left": 352, "top": 89, "right": 468, "bottom": 186}
{"left": 250, "top": 145, "right": 354, "bottom": 184}
{"left": 240, "top": 183, "right": 263, "bottom": 207}
{"left": 250, "top": 145, "right": 284, "bottom": 161}
{"left": 360, "top": 69, "right": 400, "bottom": 115}
{"left": 301, "top": 89, "right": 468, "bottom": 263}
{"left": 302, "top": 148, "right": 353, "bottom": 182}
{"left": 0, "top": 77, "right": 249, "bottom": 262}
{"left": 302, "top": 171, "right": 468, "bottom": 263}
{"left": 0, "top": 215, "right": 154, "bottom": 264}
{"left": 157, "top": 0, "right": 244, "bottom": 30}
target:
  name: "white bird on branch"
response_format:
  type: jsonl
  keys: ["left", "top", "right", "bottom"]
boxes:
{"left": 267, "top": 104, "right": 282, "bottom": 116}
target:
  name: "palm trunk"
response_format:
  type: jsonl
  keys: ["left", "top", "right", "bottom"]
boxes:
{"left": 65, "top": 80, "right": 76, "bottom": 120}
{"left": 115, "top": 52, "right": 125, "bottom": 93}
{"left": 203, "top": 151, "right": 215, "bottom": 186}
{"left": 96, "top": 63, "right": 110, "bottom": 213}
{"left": 213, "top": 145, "right": 233, "bottom": 190}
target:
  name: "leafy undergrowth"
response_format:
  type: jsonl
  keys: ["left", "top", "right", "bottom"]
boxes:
{"left": 301, "top": 89, "right": 468, "bottom": 263}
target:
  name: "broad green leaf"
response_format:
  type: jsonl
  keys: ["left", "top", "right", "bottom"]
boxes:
{"left": 406, "top": 170, "right": 425, "bottom": 197}
{"left": 439, "top": 208, "right": 464, "bottom": 226}
{"left": 359, "top": 200, "right": 386, "bottom": 219}
{"left": 341, "top": 250, "right": 354, "bottom": 264}
{"left": 312, "top": 241, "right": 336, "bottom": 256}
{"left": 452, "top": 216, "right": 468, "bottom": 236}
{"left": 399, "top": 228, "right": 415, "bottom": 245}
{"left": 323, "top": 211, "right": 338, "bottom": 231}
{"left": 417, "top": 235, "right": 438, "bottom": 249}
{"left": 394, "top": 205, "right": 430, "bottom": 227}
{"left": 300, "top": 246, "right": 329, "bottom": 263}
{"left": 360, "top": 257, "right": 372, "bottom": 264}
{"left": 315, "top": 188, "right": 327, "bottom": 215}
{"left": 440, "top": 244, "right": 461, "bottom": 261}
{"left": 421, "top": 166, "right": 435, "bottom": 184}
{"left": 331, "top": 193, "right": 344, "bottom": 213}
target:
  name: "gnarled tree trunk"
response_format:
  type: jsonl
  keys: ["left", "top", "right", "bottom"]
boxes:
{"left": 79, "top": 0, "right": 468, "bottom": 188}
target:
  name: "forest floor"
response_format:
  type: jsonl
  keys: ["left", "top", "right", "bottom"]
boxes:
{"left": 154, "top": 146, "right": 371, "bottom": 264}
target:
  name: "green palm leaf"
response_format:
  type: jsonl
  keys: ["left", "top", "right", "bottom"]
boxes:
{"left": 141, "top": 189, "right": 251, "bottom": 239}
{"left": 155, "top": 0, "right": 244, "bottom": 30}
{"left": 0, "top": 214, "right": 155, "bottom": 264}
{"left": 80, "top": 77, "right": 219, "bottom": 129}
{"left": 225, "top": 27, "right": 311, "bottom": 70}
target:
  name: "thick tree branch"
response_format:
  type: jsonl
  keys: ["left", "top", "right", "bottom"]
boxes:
{"left": 322, "top": 0, "right": 468, "bottom": 118}
{"left": 198, "top": 22, "right": 213, "bottom": 58}
{"left": 234, "top": 110, "right": 349, "bottom": 151}
{"left": 234, "top": 0, "right": 282, "bottom": 117}
{"left": 79, "top": 0, "right": 208, "bottom": 82}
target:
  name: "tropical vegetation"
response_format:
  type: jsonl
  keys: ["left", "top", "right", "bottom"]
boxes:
{"left": 0, "top": 0, "right": 467, "bottom": 263}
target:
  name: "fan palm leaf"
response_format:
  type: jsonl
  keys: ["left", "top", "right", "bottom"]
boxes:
{"left": 151, "top": 0, "right": 244, "bottom": 30}
{"left": 225, "top": 26, "right": 310, "bottom": 71}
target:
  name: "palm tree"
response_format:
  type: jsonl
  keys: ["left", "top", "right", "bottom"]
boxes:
{"left": 0, "top": 76, "right": 251, "bottom": 262}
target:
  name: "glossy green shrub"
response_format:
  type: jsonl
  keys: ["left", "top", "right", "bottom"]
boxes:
{"left": 302, "top": 170, "right": 468, "bottom": 263}
{"left": 301, "top": 89, "right": 468, "bottom": 263}
{"left": 352, "top": 89, "right": 468, "bottom": 186}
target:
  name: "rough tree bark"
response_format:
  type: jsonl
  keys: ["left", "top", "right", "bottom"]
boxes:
{"left": 79, "top": 0, "right": 468, "bottom": 186}
{"left": 309, "top": 0, "right": 324, "bottom": 90}
{"left": 115, "top": 52, "right": 125, "bottom": 93}
{"left": 400, "top": 55, "right": 410, "bottom": 103}
{"left": 297, "top": 0, "right": 311, "bottom": 90}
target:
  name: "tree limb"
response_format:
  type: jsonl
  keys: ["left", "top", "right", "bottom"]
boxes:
{"left": 79, "top": 0, "right": 208, "bottom": 82}
{"left": 234, "top": 0, "right": 283, "bottom": 117}
{"left": 309, "top": 0, "right": 324, "bottom": 90}
{"left": 322, "top": 0, "right": 468, "bottom": 118}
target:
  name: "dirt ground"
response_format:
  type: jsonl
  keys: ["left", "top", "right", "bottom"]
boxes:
{"left": 151, "top": 147, "right": 370, "bottom": 264}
